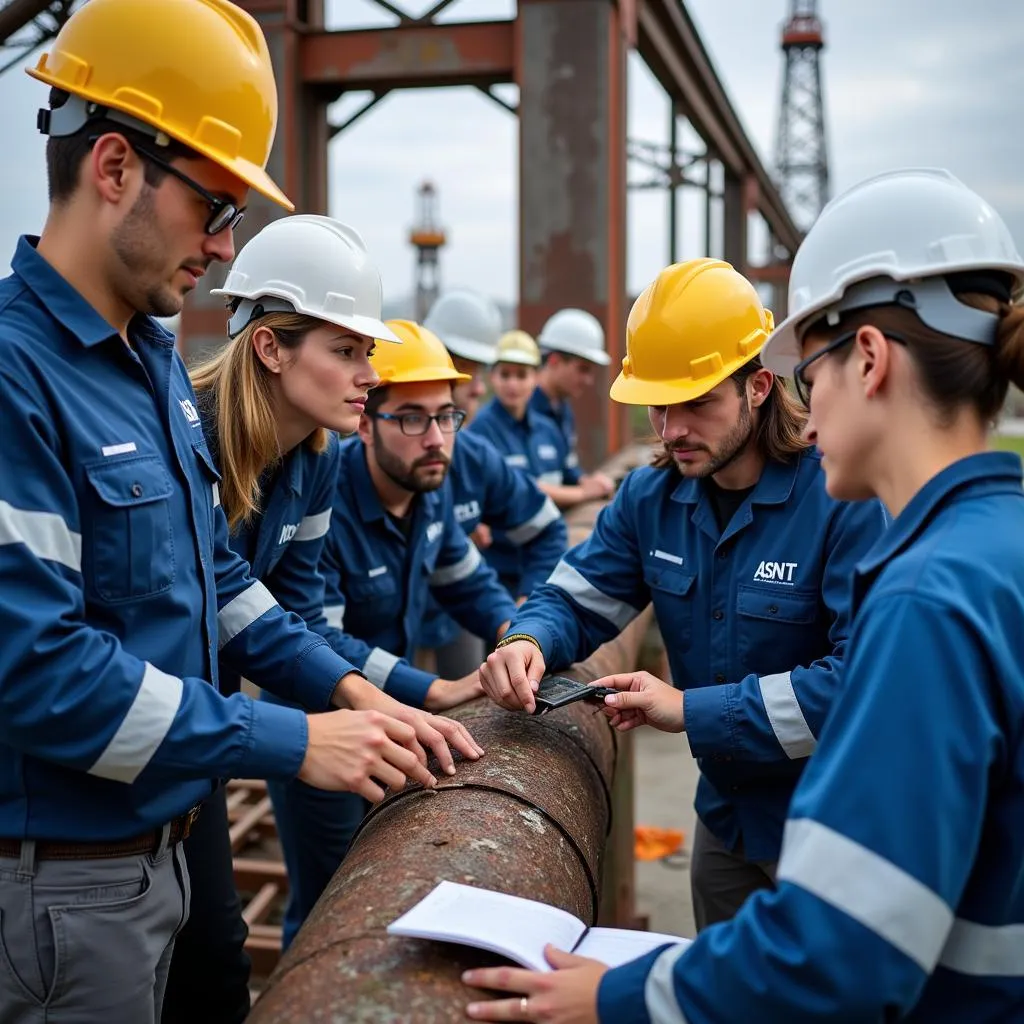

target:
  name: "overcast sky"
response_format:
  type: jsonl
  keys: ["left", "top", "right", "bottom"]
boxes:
{"left": 0, "top": 0, "right": 1020, "bottom": 308}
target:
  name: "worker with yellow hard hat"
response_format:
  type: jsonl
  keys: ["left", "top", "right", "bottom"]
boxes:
{"left": 478, "top": 258, "right": 889, "bottom": 930}
{"left": 265, "top": 319, "right": 517, "bottom": 946}
{"left": 0, "top": 2, "right": 447, "bottom": 1019}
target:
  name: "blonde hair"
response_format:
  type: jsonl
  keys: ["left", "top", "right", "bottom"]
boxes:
{"left": 190, "top": 312, "right": 329, "bottom": 531}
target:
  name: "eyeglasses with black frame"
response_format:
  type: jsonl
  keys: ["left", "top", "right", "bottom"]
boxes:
{"left": 372, "top": 410, "right": 467, "bottom": 436}
{"left": 131, "top": 142, "right": 246, "bottom": 236}
{"left": 792, "top": 328, "right": 907, "bottom": 406}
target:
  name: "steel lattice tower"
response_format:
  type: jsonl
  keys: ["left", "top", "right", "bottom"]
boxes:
{"left": 774, "top": 0, "right": 830, "bottom": 231}
{"left": 409, "top": 181, "right": 447, "bottom": 323}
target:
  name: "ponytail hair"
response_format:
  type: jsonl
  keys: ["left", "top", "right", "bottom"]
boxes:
{"left": 190, "top": 312, "right": 329, "bottom": 531}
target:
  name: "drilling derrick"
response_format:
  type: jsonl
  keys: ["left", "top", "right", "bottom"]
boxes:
{"left": 409, "top": 181, "right": 447, "bottom": 323}
{"left": 774, "top": 0, "right": 830, "bottom": 231}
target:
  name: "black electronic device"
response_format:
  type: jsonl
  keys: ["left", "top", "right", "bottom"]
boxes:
{"left": 530, "top": 675, "right": 617, "bottom": 715}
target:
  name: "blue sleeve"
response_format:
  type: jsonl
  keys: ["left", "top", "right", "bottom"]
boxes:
{"left": 476, "top": 440, "right": 567, "bottom": 596}
{"left": 685, "top": 498, "right": 889, "bottom": 763}
{"left": 256, "top": 440, "right": 361, "bottom": 696}
{"left": 510, "top": 472, "right": 648, "bottom": 666}
{"left": 562, "top": 439, "right": 582, "bottom": 485}
{"left": 429, "top": 503, "right": 518, "bottom": 641}
{"left": 316, "top": 512, "right": 438, "bottom": 707}
{"left": 0, "top": 365, "right": 307, "bottom": 785}
{"left": 598, "top": 590, "right": 998, "bottom": 1022}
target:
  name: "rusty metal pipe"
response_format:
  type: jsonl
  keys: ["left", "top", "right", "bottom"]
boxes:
{"left": 248, "top": 448, "right": 655, "bottom": 1021}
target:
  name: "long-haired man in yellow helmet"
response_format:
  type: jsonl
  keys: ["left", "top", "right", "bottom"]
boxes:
{"left": 0, "top": 3, "right": 445, "bottom": 1020}
{"left": 480, "top": 259, "right": 889, "bottom": 933}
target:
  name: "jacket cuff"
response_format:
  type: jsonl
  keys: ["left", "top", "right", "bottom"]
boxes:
{"left": 293, "top": 641, "right": 360, "bottom": 712}
{"left": 597, "top": 947, "right": 669, "bottom": 1022}
{"left": 684, "top": 683, "right": 739, "bottom": 759}
{"left": 236, "top": 699, "right": 308, "bottom": 781}
{"left": 384, "top": 661, "right": 437, "bottom": 708}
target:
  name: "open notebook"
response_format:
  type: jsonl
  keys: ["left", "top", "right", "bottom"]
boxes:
{"left": 387, "top": 880, "right": 692, "bottom": 972}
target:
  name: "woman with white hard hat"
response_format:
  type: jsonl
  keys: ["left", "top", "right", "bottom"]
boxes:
{"left": 166, "top": 215, "right": 482, "bottom": 1022}
{"left": 461, "top": 168, "right": 1024, "bottom": 1022}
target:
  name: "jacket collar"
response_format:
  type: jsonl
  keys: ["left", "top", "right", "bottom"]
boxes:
{"left": 670, "top": 450, "right": 803, "bottom": 506}
{"left": 854, "top": 451, "right": 1023, "bottom": 583}
{"left": 13, "top": 235, "right": 174, "bottom": 350}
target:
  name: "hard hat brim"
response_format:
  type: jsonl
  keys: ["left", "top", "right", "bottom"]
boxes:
{"left": 379, "top": 367, "right": 473, "bottom": 385}
{"left": 538, "top": 342, "right": 610, "bottom": 366}
{"left": 609, "top": 356, "right": 756, "bottom": 407}
{"left": 440, "top": 333, "right": 497, "bottom": 365}
{"left": 493, "top": 354, "right": 540, "bottom": 368}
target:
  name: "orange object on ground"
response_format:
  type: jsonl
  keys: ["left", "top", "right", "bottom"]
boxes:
{"left": 634, "top": 826, "right": 685, "bottom": 861}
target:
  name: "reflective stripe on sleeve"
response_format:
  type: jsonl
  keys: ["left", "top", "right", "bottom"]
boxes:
{"left": 429, "top": 544, "right": 482, "bottom": 587}
{"left": 363, "top": 647, "right": 399, "bottom": 688}
{"left": 777, "top": 818, "right": 953, "bottom": 971}
{"left": 505, "top": 497, "right": 562, "bottom": 545}
{"left": 644, "top": 944, "right": 691, "bottom": 1023}
{"left": 294, "top": 508, "right": 332, "bottom": 542}
{"left": 323, "top": 604, "right": 345, "bottom": 629}
{"left": 0, "top": 501, "right": 82, "bottom": 572}
{"left": 547, "top": 560, "right": 638, "bottom": 631}
{"left": 538, "top": 471, "right": 563, "bottom": 485}
{"left": 89, "top": 663, "right": 183, "bottom": 783}
{"left": 217, "top": 581, "right": 278, "bottom": 649}
{"left": 939, "top": 919, "right": 1024, "bottom": 977}
{"left": 759, "top": 671, "right": 817, "bottom": 759}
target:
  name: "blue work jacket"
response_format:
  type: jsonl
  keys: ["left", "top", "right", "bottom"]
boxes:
{"left": 417, "top": 431, "right": 567, "bottom": 648}
{"left": 529, "top": 386, "right": 581, "bottom": 483}
{"left": 468, "top": 398, "right": 570, "bottom": 488}
{"left": 300, "top": 438, "right": 517, "bottom": 707}
{"left": 194, "top": 410, "right": 358, "bottom": 699}
{"left": 510, "top": 449, "right": 888, "bottom": 860}
{"left": 598, "top": 453, "right": 1024, "bottom": 1022}
{"left": 0, "top": 238, "right": 356, "bottom": 842}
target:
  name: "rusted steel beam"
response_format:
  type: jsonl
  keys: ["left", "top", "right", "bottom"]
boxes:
{"left": 636, "top": 0, "right": 801, "bottom": 255}
{"left": 0, "top": 0, "right": 54, "bottom": 45}
{"left": 300, "top": 20, "right": 515, "bottom": 91}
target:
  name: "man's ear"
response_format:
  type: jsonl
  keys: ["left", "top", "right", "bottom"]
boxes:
{"left": 748, "top": 367, "right": 775, "bottom": 408}
{"left": 357, "top": 411, "right": 373, "bottom": 447}
{"left": 90, "top": 132, "right": 139, "bottom": 207}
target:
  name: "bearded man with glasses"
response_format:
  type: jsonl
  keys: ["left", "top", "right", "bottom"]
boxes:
{"left": 263, "top": 319, "right": 518, "bottom": 947}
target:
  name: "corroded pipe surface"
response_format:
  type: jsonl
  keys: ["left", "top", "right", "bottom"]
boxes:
{"left": 248, "top": 697, "right": 616, "bottom": 1023}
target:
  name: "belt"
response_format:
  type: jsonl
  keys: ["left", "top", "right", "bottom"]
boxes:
{"left": 0, "top": 804, "right": 202, "bottom": 862}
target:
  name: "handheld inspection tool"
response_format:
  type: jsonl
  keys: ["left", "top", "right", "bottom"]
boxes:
{"left": 530, "top": 675, "right": 618, "bottom": 715}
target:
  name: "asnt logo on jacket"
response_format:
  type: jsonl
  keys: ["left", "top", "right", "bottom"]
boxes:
{"left": 753, "top": 560, "right": 798, "bottom": 584}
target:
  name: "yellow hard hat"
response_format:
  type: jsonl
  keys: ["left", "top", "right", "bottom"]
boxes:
{"left": 372, "top": 320, "right": 472, "bottom": 386}
{"left": 27, "top": 0, "right": 293, "bottom": 211}
{"left": 610, "top": 258, "right": 774, "bottom": 406}
{"left": 494, "top": 330, "right": 541, "bottom": 367}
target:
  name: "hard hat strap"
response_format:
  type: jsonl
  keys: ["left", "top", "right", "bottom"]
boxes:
{"left": 227, "top": 297, "right": 298, "bottom": 338}
{"left": 38, "top": 93, "right": 173, "bottom": 149}
{"left": 821, "top": 275, "right": 1000, "bottom": 347}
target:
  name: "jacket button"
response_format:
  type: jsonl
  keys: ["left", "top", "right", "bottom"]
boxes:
{"left": 768, "top": 604, "right": 778, "bottom": 614}
{"left": 717, "top": 549, "right": 727, "bottom": 559}
{"left": 715, "top": 673, "right": 725, "bottom": 683}
{"left": 712, "top": 610, "right": 724, "bottom": 620}
{"left": 131, "top": 482, "right": 144, "bottom": 497}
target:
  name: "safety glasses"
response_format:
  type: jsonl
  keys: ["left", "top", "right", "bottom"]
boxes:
{"left": 372, "top": 410, "right": 467, "bottom": 436}
{"left": 792, "top": 330, "right": 907, "bottom": 406}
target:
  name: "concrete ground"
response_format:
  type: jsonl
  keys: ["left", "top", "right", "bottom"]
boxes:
{"left": 632, "top": 726, "right": 700, "bottom": 939}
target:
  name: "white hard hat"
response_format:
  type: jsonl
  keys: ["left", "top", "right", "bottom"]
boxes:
{"left": 537, "top": 309, "right": 609, "bottom": 366}
{"left": 423, "top": 289, "right": 502, "bottom": 365}
{"left": 211, "top": 215, "right": 400, "bottom": 342}
{"left": 762, "top": 168, "right": 1024, "bottom": 375}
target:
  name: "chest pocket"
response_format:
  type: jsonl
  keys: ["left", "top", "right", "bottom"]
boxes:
{"left": 84, "top": 455, "right": 175, "bottom": 602}
{"left": 347, "top": 571, "right": 400, "bottom": 614}
{"left": 736, "top": 584, "right": 819, "bottom": 668}
{"left": 643, "top": 560, "right": 697, "bottom": 652}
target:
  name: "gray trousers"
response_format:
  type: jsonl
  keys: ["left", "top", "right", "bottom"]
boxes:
{"left": 690, "top": 818, "right": 777, "bottom": 931}
{"left": 0, "top": 832, "right": 190, "bottom": 1023}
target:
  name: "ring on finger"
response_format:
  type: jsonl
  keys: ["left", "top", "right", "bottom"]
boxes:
{"left": 520, "top": 996, "right": 529, "bottom": 1017}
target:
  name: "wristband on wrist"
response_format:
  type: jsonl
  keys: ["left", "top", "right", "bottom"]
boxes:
{"left": 495, "top": 633, "right": 543, "bottom": 653}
